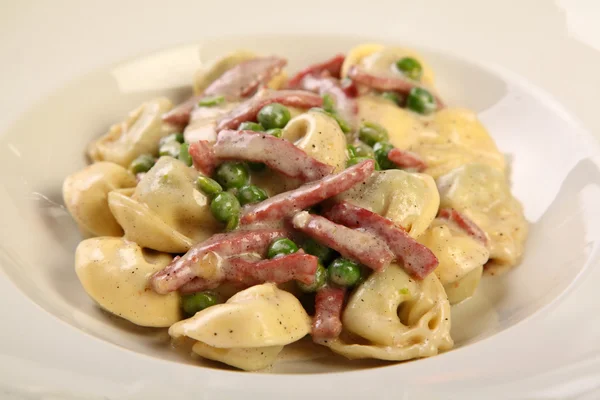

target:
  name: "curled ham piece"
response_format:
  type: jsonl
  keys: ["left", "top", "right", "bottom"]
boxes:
{"left": 348, "top": 65, "right": 445, "bottom": 108}
{"left": 312, "top": 286, "right": 346, "bottom": 340}
{"left": 387, "top": 148, "right": 427, "bottom": 172}
{"left": 240, "top": 159, "right": 375, "bottom": 226}
{"left": 292, "top": 211, "right": 394, "bottom": 271}
{"left": 286, "top": 54, "right": 345, "bottom": 89}
{"left": 324, "top": 202, "right": 438, "bottom": 280}
{"left": 296, "top": 74, "right": 358, "bottom": 117}
{"left": 189, "top": 140, "right": 217, "bottom": 176}
{"left": 179, "top": 251, "right": 319, "bottom": 294}
{"left": 150, "top": 229, "right": 287, "bottom": 294}
{"left": 438, "top": 208, "right": 488, "bottom": 245}
{"left": 216, "top": 89, "right": 323, "bottom": 131}
{"left": 214, "top": 130, "right": 333, "bottom": 181}
{"left": 162, "top": 56, "right": 287, "bottom": 126}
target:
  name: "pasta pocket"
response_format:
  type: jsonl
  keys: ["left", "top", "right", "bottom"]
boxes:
{"left": 437, "top": 163, "right": 528, "bottom": 269}
{"left": 323, "top": 263, "right": 453, "bottom": 360}
{"left": 337, "top": 170, "right": 439, "bottom": 237}
{"left": 410, "top": 108, "right": 506, "bottom": 178}
{"left": 170, "top": 283, "right": 310, "bottom": 371}
{"left": 108, "top": 156, "right": 219, "bottom": 253}
{"left": 281, "top": 110, "right": 348, "bottom": 172}
{"left": 418, "top": 218, "right": 489, "bottom": 304}
{"left": 75, "top": 237, "right": 181, "bottom": 327}
{"left": 62, "top": 162, "right": 136, "bottom": 237}
{"left": 88, "top": 97, "right": 176, "bottom": 167}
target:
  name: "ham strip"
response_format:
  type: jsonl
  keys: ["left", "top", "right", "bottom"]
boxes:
{"left": 179, "top": 251, "right": 319, "bottom": 294}
{"left": 348, "top": 66, "right": 445, "bottom": 108}
{"left": 292, "top": 211, "right": 394, "bottom": 271}
{"left": 163, "top": 56, "right": 287, "bottom": 126}
{"left": 324, "top": 202, "right": 438, "bottom": 279}
{"left": 312, "top": 286, "right": 346, "bottom": 340}
{"left": 240, "top": 159, "right": 375, "bottom": 226}
{"left": 216, "top": 89, "right": 323, "bottom": 131}
{"left": 151, "top": 229, "right": 287, "bottom": 294}
{"left": 214, "top": 130, "right": 333, "bottom": 181}
{"left": 286, "top": 54, "right": 345, "bottom": 89}
{"left": 297, "top": 74, "right": 358, "bottom": 117}
{"left": 189, "top": 140, "right": 217, "bottom": 176}
{"left": 387, "top": 148, "right": 427, "bottom": 172}
{"left": 438, "top": 208, "right": 488, "bottom": 245}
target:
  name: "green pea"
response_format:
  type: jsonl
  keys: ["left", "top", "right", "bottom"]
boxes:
{"left": 406, "top": 87, "right": 437, "bottom": 115}
{"left": 178, "top": 142, "right": 192, "bottom": 166}
{"left": 237, "top": 185, "right": 268, "bottom": 206}
{"left": 267, "top": 238, "right": 299, "bottom": 259}
{"left": 196, "top": 175, "right": 223, "bottom": 197}
{"left": 210, "top": 191, "right": 241, "bottom": 224}
{"left": 159, "top": 141, "right": 182, "bottom": 158}
{"left": 358, "top": 122, "right": 389, "bottom": 146}
{"left": 352, "top": 141, "right": 375, "bottom": 158}
{"left": 302, "top": 239, "right": 334, "bottom": 263}
{"left": 346, "top": 145, "right": 357, "bottom": 158}
{"left": 266, "top": 128, "right": 283, "bottom": 138}
{"left": 347, "top": 156, "right": 381, "bottom": 170}
{"left": 181, "top": 291, "right": 219, "bottom": 316}
{"left": 215, "top": 162, "right": 249, "bottom": 189}
{"left": 381, "top": 91, "right": 402, "bottom": 105}
{"left": 322, "top": 94, "right": 336, "bottom": 113}
{"left": 257, "top": 103, "right": 291, "bottom": 130}
{"left": 159, "top": 132, "right": 185, "bottom": 147}
{"left": 297, "top": 263, "right": 327, "bottom": 293}
{"left": 238, "top": 121, "right": 265, "bottom": 132}
{"left": 328, "top": 258, "right": 361, "bottom": 287}
{"left": 129, "top": 154, "right": 155, "bottom": 174}
{"left": 198, "top": 95, "right": 225, "bottom": 107}
{"left": 373, "top": 142, "right": 396, "bottom": 170}
{"left": 395, "top": 57, "right": 423, "bottom": 81}
{"left": 225, "top": 213, "right": 239, "bottom": 231}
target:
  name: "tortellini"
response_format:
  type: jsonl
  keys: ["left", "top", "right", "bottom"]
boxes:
{"left": 170, "top": 283, "right": 310, "bottom": 371}
{"left": 418, "top": 218, "right": 489, "bottom": 304}
{"left": 323, "top": 264, "right": 453, "bottom": 360}
{"left": 409, "top": 108, "right": 506, "bottom": 179}
{"left": 62, "top": 162, "right": 136, "bottom": 237}
{"left": 437, "top": 163, "right": 528, "bottom": 269}
{"left": 75, "top": 237, "right": 181, "bottom": 327}
{"left": 281, "top": 110, "right": 348, "bottom": 172}
{"left": 337, "top": 170, "right": 439, "bottom": 237}
{"left": 341, "top": 44, "right": 436, "bottom": 88}
{"left": 88, "top": 98, "right": 176, "bottom": 167}
{"left": 108, "top": 156, "right": 219, "bottom": 253}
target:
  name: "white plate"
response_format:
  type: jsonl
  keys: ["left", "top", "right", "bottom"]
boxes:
{"left": 2, "top": 1, "right": 600, "bottom": 399}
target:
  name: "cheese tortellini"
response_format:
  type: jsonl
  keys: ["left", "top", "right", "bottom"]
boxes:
{"left": 282, "top": 110, "right": 348, "bottom": 172}
{"left": 437, "top": 163, "right": 528, "bottom": 269}
{"left": 337, "top": 170, "right": 439, "bottom": 237}
{"left": 108, "top": 156, "right": 219, "bottom": 253}
{"left": 88, "top": 97, "right": 176, "bottom": 167}
{"left": 170, "top": 283, "right": 310, "bottom": 370}
{"left": 63, "top": 162, "right": 136, "bottom": 237}
{"left": 75, "top": 237, "right": 181, "bottom": 327}
{"left": 323, "top": 264, "right": 453, "bottom": 360}
{"left": 418, "top": 218, "right": 489, "bottom": 304}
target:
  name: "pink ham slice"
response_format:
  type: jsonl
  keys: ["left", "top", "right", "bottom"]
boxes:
{"left": 286, "top": 54, "right": 345, "bottom": 89}
{"left": 189, "top": 140, "right": 217, "bottom": 176}
{"left": 240, "top": 159, "right": 375, "bottom": 226}
{"left": 179, "top": 251, "right": 319, "bottom": 294}
{"left": 214, "top": 130, "right": 333, "bottom": 181}
{"left": 438, "top": 208, "right": 488, "bottom": 245}
{"left": 312, "top": 286, "right": 346, "bottom": 340}
{"left": 387, "top": 148, "right": 427, "bottom": 172}
{"left": 296, "top": 74, "right": 358, "bottom": 117}
{"left": 162, "top": 56, "right": 287, "bottom": 126}
{"left": 324, "top": 202, "right": 438, "bottom": 279}
{"left": 150, "top": 229, "right": 287, "bottom": 294}
{"left": 215, "top": 89, "right": 323, "bottom": 131}
{"left": 292, "top": 211, "right": 394, "bottom": 271}
{"left": 348, "top": 65, "right": 445, "bottom": 108}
